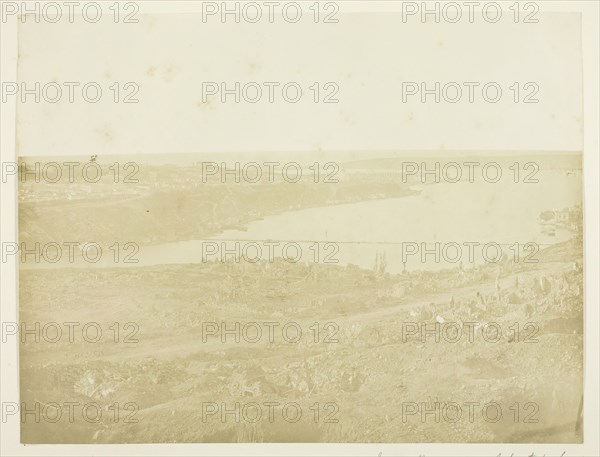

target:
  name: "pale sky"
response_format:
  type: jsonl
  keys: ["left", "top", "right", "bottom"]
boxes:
{"left": 15, "top": 10, "right": 582, "bottom": 156}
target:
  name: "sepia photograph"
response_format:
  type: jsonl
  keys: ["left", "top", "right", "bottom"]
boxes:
{"left": 1, "top": 1, "right": 598, "bottom": 456}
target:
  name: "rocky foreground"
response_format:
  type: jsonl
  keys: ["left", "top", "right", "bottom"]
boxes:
{"left": 19, "top": 240, "right": 583, "bottom": 443}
